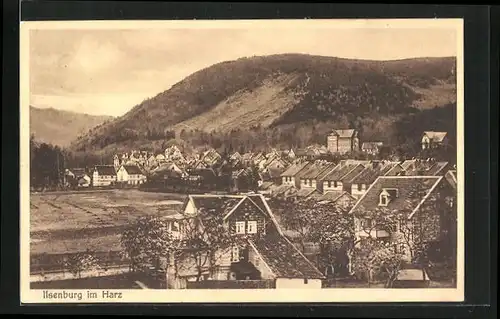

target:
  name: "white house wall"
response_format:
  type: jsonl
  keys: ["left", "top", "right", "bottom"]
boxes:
{"left": 323, "top": 181, "right": 343, "bottom": 192}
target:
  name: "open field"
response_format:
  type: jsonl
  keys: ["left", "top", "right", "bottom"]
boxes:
{"left": 30, "top": 190, "right": 187, "bottom": 256}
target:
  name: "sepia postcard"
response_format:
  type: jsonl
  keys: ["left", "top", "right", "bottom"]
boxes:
{"left": 20, "top": 18, "right": 464, "bottom": 303}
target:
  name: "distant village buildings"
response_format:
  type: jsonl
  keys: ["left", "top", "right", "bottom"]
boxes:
{"left": 327, "top": 129, "right": 360, "bottom": 154}
{"left": 361, "top": 142, "right": 384, "bottom": 155}
{"left": 92, "top": 165, "right": 117, "bottom": 187}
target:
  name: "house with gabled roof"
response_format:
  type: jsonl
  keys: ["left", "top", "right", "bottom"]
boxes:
{"left": 421, "top": 131, "right": 448, "bottom": 149}
{"left": 92, "top": 165, "right": 117, "bottom": 187}
{"left": 327, "top": 129, "right": 360, "bottom": 154}
{"left": 348, "top": 175, "right": 457, "bottom": 261}
{"left": 116, "top": 164, "right": 147, "bottom": 185}
{"left": 318, "top": 191, "right": 357, "bottom": 210}
{"left": 280, "top": 161, "right": 311, "bottom": 189}
{"left": 164, "top": 145, "right": 186, "bottom": 163}
{"left": 167, "top": 194, "right": 324, "bottom": 288}
{"left": 349, "top": 161, "right": 397, "bottom": 198}
{"left": 322, "top": 163, "right": 363, "bottom": 194}
{"left": 230, "top": 152, "right": 243, "bottom": 166}
{"left": 299, "top": 162, "right": 337, "bottom": 192}
{"left": 65, "top": 168, "right": 91, "bottom": 188}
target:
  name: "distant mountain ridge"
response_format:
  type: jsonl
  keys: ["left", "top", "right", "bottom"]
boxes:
{"left": 69, "top": 53, "right": 456, "bottom": 154}
{"left": 30, "top": 106, "right": 114, "bottom": 147}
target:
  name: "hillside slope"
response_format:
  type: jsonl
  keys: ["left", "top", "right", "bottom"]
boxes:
{"left": 70, "top": 54, "right": 456, "bottom": 154}
{"left": 30, "top": 106, "right": 113, "bottom": 147}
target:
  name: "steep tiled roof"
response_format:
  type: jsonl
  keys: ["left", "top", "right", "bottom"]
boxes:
{"left": 299, "top": 162, "right": 334, "bottom": 180}
{"left": 423, "top": 131, "right": 448, "bottom": 142}
{"left": 280, "top": 162, "right": 310, "bottom": 177}
{"left": 189, "top": 195, "right": 244, "bottom": 219}
{"left": 259, "top": 181, "right": 274, "bottom": 190}
{"left": 315, "top": 164, "right": 340, "bottom": 181}
{"left": 425, "top": 162, "right": 449, "bottom": 176}
{"left": 319, "top": 190, "right": 345, "bottom": 202}
{"left": 249, "top": 235, "right": 325, "bottom": 279}
{"left": 401, "top": 160, "right": 417, "bottom": 170}
{"left": 94, "top": 165, "right": 116, "bottom": 176}
{"left": 350, "top": 176, "right": 442, "bottom": 216}
{"left": 69, "top": 168, "right": 87, "bottom": 177}
{"left": 351, "top": 162, "right": 397, "bottom": 185}
{"left": 350, "top": 166, "right": 379, "bottom": 185}
{"left": 340, "top": 164, "right": 366, "bottom": 183}
{"left": 323, "top": 164, "right": 358, "bottom": 181}
{"left": 122, "top": 165, "right": 144, "bottom": 175}
{"left": 272, "top": 184, "right": 296, "bottom": 196}
{"left": 385, "top": 163, "right": 404, "bottom": 176}
{"left": 268, "top": 167, "right": 286, "bottom": 178}
{"left": 294, "top": 188, "right": 321, "bottom": 198}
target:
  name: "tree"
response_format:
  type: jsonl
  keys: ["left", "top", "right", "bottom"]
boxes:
{"left": 271, "top": 198, "right": 356, "bottom": 276}
{"left": 121, "top": 216, "right": 176, "bottom": 273}
{"left": 65, "top": 251, "right": 101, "bottom": 279}
{"left": 175, "top": 210, "right": 237, "bottom": 282}
{"left": 351, "top": 237, "right": 405, "bottom": 287}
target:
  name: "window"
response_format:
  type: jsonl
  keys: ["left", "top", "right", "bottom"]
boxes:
{"left": 235, "top": 221, "right": 245, "bottom": 234}
{"left": 327, "top": 181, "right": 331, "bottom": 188}
{"left": 379, "top": 195, "right": 388, "bottom": 206}
{"left": 334, "top": 181, "right": 338, "bottom": 188}
{"left": 357, "top": 184, "right": 362, "bottom": 191}
{"left": 231, "top": 246, "right": 240, "bottom": 262}
{"left": 379, "top": 189, "right": 390, "bottom": 206}
{"left": 247, "top": 221, "right": 257, "bottom": 234}
{"left": 304, "top": 278, "right": 308, "bottom": 284}
{"left": 308, "top": 179, "right": 312, "bottom": 186}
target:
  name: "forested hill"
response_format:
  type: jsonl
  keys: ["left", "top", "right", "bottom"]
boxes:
{"left": 69, "top": 53, "right": 456, "bottom": 156}
{"left": 30, "top": 106, "right": 113, "bottom": 147}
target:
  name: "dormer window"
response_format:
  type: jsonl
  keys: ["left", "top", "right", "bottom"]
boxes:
{"left": 379, "top": 189, "right": 390, "bottom": 206}
{"left": 379, "top": 188, "right": 398, "bottom": 206}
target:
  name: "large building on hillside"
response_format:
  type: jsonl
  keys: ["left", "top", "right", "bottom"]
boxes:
{"left": 327, "top": 129, "right": 360, "bottom": 154}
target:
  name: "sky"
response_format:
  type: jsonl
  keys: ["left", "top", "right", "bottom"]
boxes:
{"left": 28, "top": 20, "right": 459, "bottom": 117}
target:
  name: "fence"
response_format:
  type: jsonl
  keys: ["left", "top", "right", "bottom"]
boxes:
{"left": 30, "top": 251, "right": 128, "bottom": 274}
{"left": 187, "top": 280, "right": 276, "bottom": 289}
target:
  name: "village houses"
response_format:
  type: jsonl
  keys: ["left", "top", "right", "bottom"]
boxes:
{"left": 361, "top": 142, "right": 384, "bottom": 155}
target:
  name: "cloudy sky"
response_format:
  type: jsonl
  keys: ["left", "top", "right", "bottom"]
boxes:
{"left": 28, "top": 20, "right": 458, "bottom": 117}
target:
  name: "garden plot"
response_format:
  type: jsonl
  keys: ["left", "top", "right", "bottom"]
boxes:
{"left": 30, "top": 190, "right": 186, "bottom": 256}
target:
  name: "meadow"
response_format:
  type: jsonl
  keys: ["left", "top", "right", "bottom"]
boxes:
{"left": 30, "top": 190, "right": 187, "bottom": 256}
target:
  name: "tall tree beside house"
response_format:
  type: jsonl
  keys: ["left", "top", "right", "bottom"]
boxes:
{"left": 176, "top": 210, "right": 238, "bottom": 282}
{"left": 350, "top": 237, "right": 406, "bottom": 287}
{"left": 270, "top": 198, "right": 356, "bottom": 276}
{"left": 121, "top": 216, "right": 176, "bottom": 273}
